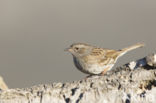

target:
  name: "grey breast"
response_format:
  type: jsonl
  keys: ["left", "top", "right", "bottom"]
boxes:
{"left": 73, "top": 56, "right": 89, "bottom": 74}
{"left": 73, "top": 56, "right": 83, "bottom": 70}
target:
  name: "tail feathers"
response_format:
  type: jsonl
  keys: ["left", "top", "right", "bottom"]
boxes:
{"left": 118, "top": 43, "right": 145, "bottom": 57}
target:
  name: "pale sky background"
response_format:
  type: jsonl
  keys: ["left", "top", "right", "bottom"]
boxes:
{"left": 0, "top": 0, "right": 156, "bottom": 88}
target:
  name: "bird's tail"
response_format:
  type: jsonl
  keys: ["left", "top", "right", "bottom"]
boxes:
{"left": 118, "top": 43, "right": 145, "bottom": 57}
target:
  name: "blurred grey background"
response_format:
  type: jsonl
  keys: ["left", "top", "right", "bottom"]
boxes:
{"left": 0, "top": 0, "right": 155, "bottom": 88}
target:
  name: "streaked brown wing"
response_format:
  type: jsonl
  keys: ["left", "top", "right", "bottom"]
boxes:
{"left": 82, "top": 48, "right": 106, "bottom": 64}
{"left": 98, "top": 49, "right": 119, "bottom": 65}
{"left": 82, "top": 48, "right": 119, "bottom": 65}
{"left": 90, "top": 48, "right": 106, "bottom": 58}
{"left": 105, "top": 49, "right": 119, "bottom": 59}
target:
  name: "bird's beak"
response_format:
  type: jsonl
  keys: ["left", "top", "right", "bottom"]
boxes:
{"left": 64, "top": 48, "right": 72, "bottom": 52}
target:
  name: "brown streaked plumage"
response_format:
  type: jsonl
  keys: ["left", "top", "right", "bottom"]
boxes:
{"left": 65, "top": 43, "right": 144, "bottom": 75}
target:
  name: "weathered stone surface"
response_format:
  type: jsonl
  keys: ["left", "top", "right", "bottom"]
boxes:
{"left": 0, "top": 53, "right": 155, "bottom": 103}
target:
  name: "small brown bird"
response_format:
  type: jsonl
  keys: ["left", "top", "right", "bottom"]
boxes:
{"left": 65, "top": 43, "right": 144, "bottom": 75}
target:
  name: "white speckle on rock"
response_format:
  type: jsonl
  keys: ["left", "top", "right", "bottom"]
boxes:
{"left": 128, "top": 61, "right": 137, "bottom": 70}
{"left": 154, "top": 54, "right": 156, "bottom": 63}
{"left": 146, "top": 53, "right": 156, "bottom": 67}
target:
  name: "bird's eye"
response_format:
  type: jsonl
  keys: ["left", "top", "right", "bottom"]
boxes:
{"left": 75, "top": 47, "right": 79, "bottom": 50}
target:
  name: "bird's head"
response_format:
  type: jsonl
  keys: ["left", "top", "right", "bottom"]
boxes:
{"left": 65, "top": 43, "right": 93, "bottom": 57}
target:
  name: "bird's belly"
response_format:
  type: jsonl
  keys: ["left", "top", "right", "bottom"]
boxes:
{"left": 76, "top": 62, "right": 112, "bottom": 75}
{"left": 85, "top": 64, "right": 111, "bottom": 74}
{"left": 73, "top": 57, "right": 113, "bottom": 75}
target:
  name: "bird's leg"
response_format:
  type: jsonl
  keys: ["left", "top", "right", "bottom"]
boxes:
{"left": 101, "top": 67, "right": 110, "bottom": 76}
{"left": 84, "top": 74, "right": 92, "bottom": 80}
